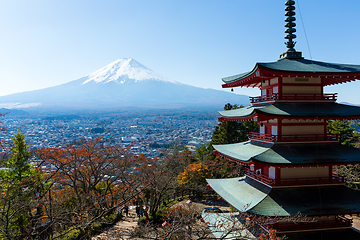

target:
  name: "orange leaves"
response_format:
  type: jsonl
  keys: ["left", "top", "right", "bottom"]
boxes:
{"left": 33, "top": 136, "right": 154, "bottom": 235}
{"left": 177, "top": 162, "right": 212, "bottom": 185}
{"left": 258, "top": 229, "right": 279, "bottom": 240}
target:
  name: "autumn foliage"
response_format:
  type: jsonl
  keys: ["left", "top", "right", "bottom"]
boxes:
{"left": 177, "top": 162, "right": 212, "bottom": 185}
{"left": 33, "top": 138, "right": 153, "bottom": 239}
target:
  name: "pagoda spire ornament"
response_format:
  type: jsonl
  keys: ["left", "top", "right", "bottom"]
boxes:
{"left": 279, "top": 0, "right": 303, "bottom": 59}
{"left": 284, "top": 0, "right": 296, "bottom": 51}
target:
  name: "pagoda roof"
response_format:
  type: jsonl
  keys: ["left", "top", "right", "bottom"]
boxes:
{"left": 213, "top": 141, "right": 360, "bottom": 165}
{"left": 207, "top": 177, "right": 360, "bottom": 217}
{"left": 222, "top": 58, "right": 360, "bottom": 88}
{"left": 218, "top": 102, "right": 360, "bottom": 121}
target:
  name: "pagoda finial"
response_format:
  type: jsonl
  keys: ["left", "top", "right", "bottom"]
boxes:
{"left": 284, "top": 0, "right": 296, "bottom": 51}
{"left": 279, "top": 0, "right": 303, "bottom": 59}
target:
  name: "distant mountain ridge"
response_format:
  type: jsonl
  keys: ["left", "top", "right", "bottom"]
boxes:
{"left": 0, "top": 58, "right": 250, "bottom": 114}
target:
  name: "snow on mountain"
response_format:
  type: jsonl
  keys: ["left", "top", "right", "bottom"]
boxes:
{"left": 82, "top": 58, "right": 176, "bottom": 85}
{"left": 0, "top": 58, "right": 250, "bottom": 114}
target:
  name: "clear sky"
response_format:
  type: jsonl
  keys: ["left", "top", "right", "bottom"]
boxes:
{"left": 1, "top": 0, "right": 360, "bottom": 104}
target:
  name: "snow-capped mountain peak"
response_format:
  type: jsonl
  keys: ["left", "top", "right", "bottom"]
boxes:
{"left": 82, "top": 58, "right": 175, "bottom": 85}
{"left": 0, "top": 58, "right": 250, "bottom": 113}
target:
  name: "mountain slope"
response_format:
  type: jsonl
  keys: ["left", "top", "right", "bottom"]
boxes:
{"left": 0, "top": 58, "right": 250, "bottom": 113}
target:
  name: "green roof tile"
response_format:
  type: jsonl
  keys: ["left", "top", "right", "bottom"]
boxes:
{"left": 222, "top": 58, "right": 360, "bottom": 84}
{"left": 207, "top": 177, "right": 271, "bottom": 212}
{"left": 250, "top": 185, "right": 360, "bottom": 216}
{"left": 207, "top": 178, "right": 360, "bottom": 217}
{"left": 214, "top": 141, "right": 360, "bottom": 165}
{"left": 259, "top": 58, "right": 360, "bottom": 73}
{"left": 219, "top": 102, "right": 360, "bottom": 119}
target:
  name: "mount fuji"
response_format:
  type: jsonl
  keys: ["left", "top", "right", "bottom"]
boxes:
{"left": 0, "top": 58, "right": 249, "bottom": 114}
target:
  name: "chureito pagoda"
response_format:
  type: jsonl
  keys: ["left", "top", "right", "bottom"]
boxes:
{"left": 207, "top": 1, "right": 360, "bottom": 239}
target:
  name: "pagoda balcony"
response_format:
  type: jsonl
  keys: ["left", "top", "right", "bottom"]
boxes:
{"left": 245, "top": 168, "right": 275, "bottom": 186}
{"left": 250, "top": 93, "right": 337, "bottom": 104}
{"left": 263, "top": 216, "right": 352, "bottom": 233}
{"left": 245, "top": 168, "right": 345, "bottom": 188}
{"left": 248, "top": 132, "right": 339, "bottom": 144}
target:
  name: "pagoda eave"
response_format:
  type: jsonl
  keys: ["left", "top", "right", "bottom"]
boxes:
{"left": 207, "top": 177, "right": 360, "bottom": 217}
{"left": 213, "top": 141, "right": 360, "bottom": 165}
{"left": 222, "top": 60, "right": 360, "bottom": 88}
{"left": 218, "top": 102, "right": 360, "bottom": 121}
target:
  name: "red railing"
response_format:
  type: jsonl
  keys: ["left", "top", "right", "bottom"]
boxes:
{"left": 281, "top": 93, "right": 337, "bottom": 101}
{"left": 248, "top": 132, "right": 339, "bottom": 143}
{"left": 250, "top": 93, "right": 278, "bottom": 103}
{"left": 248, "top": 132, "right": 277, "bottom": 143}
{"left": 250, "top": 93, "right": 337, "bottom": 104}
{"left": 264, "top": 216, "right": 352, "bottom": 233}
{"left": 245, "top": 168, "right": 275, "bottom": 186}
{"left": 245, "top": 168, "right": 345, "bottom": 187}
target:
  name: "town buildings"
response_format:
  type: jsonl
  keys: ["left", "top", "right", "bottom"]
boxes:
{"left": 0, "top": 113, "right": 217, "bottom": 157}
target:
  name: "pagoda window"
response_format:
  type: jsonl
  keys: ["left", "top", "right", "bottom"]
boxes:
{"left": 273, "top": 86, "right": 279, "bottom": 94}
{"left": 261, "top": 89, "right": 267, "bottom": 96}
{"left": 260, "top": 124, "right": 265, "bottom": 134}
{"left": 269, "top": 166, "right": 276, "bottom": 179}
{"left": 250, "top": 164, "right": 255, "bottom": 171}
{"left": 271, "top": 126, "right": 278, "bottom": 135}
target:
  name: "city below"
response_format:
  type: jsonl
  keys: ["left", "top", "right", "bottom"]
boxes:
{"left": 0, "top": 111, "right": 219, "bottom": 157}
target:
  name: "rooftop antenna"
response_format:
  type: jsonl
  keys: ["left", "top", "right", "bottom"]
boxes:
{"left": 279, "top": 0, "right": 303, "bottom": 59}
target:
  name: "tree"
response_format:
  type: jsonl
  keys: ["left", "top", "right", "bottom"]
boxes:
{"left": 209, "top": 103, "right": 258, "bottom": 148}
{"left": 328, "top": 120, "right": 360, "bottom": 189}
{"left": 178, "top": 162, "right": 212, "bottom": 186}
{"left": 0, "top": 132, "right": 49, "bottom": 239}
{"left": 192, "top": 103, "right": 257, "bottom": 179}
{"left": 36, "top": 138, "right": 147, "bottom": 239}
{"left": 327, "top": 120, "right": 359, "bottom": 146}
{"left": 137, "top": 151, "right": 192, "bottom": 220}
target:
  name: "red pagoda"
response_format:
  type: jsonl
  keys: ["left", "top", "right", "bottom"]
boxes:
{"left": 207, "top": 1, "right": 360, "bottom": 239}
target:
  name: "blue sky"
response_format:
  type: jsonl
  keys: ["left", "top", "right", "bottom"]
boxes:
{"left": 1, "top": 0, "right": 360, "bottom": 104}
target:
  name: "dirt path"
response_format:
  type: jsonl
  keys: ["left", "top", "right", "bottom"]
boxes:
{"left": 92, "top": 206, "right": 139, "bottom": 240}
{"left": 92, "top": 197, "right": 230, "bottom": 239}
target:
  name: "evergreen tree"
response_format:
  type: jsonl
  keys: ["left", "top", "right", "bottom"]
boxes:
{"left": 0, "top": 132, "right": 47, "bottom": 239}
{"left": 193, "top": 104, "right": 258, "bottom": 178}
{"left": 327, "top": 120, "right": 359, "bottom": 146}
{"left": 209, "top": 103, "right": 258, "bottom": 147}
